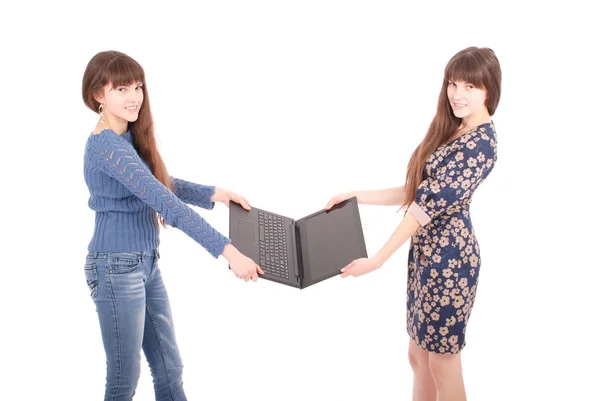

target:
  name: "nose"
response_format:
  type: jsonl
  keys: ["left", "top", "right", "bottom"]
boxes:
{"left": 453, "top": 86, "right": 465, "bottom": 100}
{"left": 452, "top": 91, "right": 464, "bottom": 102}
{"left": 128, "top": 91, "right": 141, "bottom": 103}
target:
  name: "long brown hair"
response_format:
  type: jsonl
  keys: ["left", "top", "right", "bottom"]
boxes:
{"left": 82, "top": 50, "right": 172, "bottom": 228}
{"left": 401, "top": 46, "right": 501, "bottom": 212}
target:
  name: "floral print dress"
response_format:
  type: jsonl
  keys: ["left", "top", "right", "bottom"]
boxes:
{"left": 406, "top": 121, "right": 497, "bottom": 354}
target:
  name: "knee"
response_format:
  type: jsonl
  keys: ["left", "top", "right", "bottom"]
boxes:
{"left": 105, "top": 365, "right": 141, "bottom": 399}
{"left": 428, "top": 353, "right": 460, "bottom": 383}
{"left": 152, "top": 364, "right": 184, "bottom": 389}
{"left": 106, "top": 359, "right": 141, "bottom": 383}
{"left": 168, "top": 365, "right": 184, "bottom": 385}
{"left": 408, "top": 344, "right": 429, "bottom": 373}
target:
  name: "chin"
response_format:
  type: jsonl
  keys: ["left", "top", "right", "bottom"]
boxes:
{"left": 452, "top": 109, "right": 471, "bottom": 119}
{"left": 122, "top": 114, "right": 140, "bottom": 123}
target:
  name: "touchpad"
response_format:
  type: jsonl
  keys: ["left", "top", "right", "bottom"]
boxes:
{"left": 238, "top": 221, "right": 255, "bottom": 241}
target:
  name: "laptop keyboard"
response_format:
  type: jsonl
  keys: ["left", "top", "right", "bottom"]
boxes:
{"left": 258, "top": 211, "right": 289, "bottom": 279}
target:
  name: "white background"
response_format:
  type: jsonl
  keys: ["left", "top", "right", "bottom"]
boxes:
{"left": 1, "top": 1, "right": 598, "bottom": 400}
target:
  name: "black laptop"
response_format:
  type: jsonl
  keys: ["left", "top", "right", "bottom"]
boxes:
{"left": 229, "top": 197, "right": 368, "bottom": 289}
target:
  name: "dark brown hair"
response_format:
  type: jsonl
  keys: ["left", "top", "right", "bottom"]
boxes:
{"left": 401, "top": 46, "right": 501, "bottom": 212}
{"left": 82, "top": 50, "right": 172, "bottom": 228}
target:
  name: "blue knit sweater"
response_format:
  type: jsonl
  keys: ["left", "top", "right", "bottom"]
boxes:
{"left": 83, "top": 128, "right": 231, "bottom": 258}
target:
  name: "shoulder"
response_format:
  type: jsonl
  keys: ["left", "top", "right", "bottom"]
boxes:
{"left": 458, "top": 123, "right": 496, "bottom": 153}
{"left": 477, "top": 121, "right": 497, "bottom": 146}
{"left": 88, "top": 128, "right": 127, "bottom": 144}
{"left": 91, "top": 127, "right": 116, "bottom": 136}
{"left": 86, "top": 128, "right": 132, "bottom": 154}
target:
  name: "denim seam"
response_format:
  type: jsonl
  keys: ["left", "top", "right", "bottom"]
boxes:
{"left": 148, "top": 259, "right": 158, "bottom": 282}
{"left": 146, "top": 303, "right": 178, "bottom": 401}
{"left": 107, "top": 268, "right": 123, "bottom": 400}
{"left": 146, "top": 252, "right": 160, "bottom": 282}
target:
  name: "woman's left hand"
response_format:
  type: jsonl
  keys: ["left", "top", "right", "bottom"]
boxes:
{"left": 340, "top": 257, "right": 381, "bottom": 278}
{"left": 213, "top": 188, "right": 251, "bottom": 210}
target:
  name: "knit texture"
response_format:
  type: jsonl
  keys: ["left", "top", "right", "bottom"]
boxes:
{"left": 83, "top": 128, "right": 230, "bottom": 258}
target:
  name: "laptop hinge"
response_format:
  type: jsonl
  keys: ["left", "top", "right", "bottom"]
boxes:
{"left": 293, "top": 221, "right": 303, "bottom": 285}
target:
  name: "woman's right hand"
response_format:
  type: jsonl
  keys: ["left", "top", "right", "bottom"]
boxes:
{"left": 324, "top": 192, "right": 354, "bottom": 210}
{"left": 222, "top": 244, "right": 264, "bottom": 282}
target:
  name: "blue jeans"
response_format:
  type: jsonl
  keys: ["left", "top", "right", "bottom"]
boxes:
{"left": 84, "top": 250, "right": 187, "bottom": 401}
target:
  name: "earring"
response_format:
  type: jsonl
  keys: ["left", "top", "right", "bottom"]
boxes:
{"left": 99, "top": 104, "right": 105, "bottom": 123}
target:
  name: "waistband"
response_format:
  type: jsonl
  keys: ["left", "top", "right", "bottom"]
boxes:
{"left": 86, "top": 249, "right": 160, "bottom": 260}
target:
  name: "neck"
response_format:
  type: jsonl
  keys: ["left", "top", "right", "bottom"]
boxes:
{"left": 459, "top": 109, "right": 491, "bottom": 130}
{"left": 105, "top": 113, "right": 129, "bottom": 135}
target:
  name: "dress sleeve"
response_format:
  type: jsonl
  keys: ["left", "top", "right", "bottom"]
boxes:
{"left": 170, "top": 176, "right": 216, "bottom": 210}
{"left": 408, "top": 138, "right": 497, "bottom": 226}
{"left": 87, "top": 131, "right": 231, "bottom": 258}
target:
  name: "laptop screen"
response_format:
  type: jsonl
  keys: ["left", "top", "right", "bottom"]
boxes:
{"left": 297, "top": 198, "right": 368, "bottom": 287}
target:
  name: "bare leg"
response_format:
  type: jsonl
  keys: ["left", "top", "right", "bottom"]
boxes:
{"left": 408, "top": 339, "right": 437, "bottom": 401}
{"left": 429, "top": 351, "right": 466, "bottom": 401}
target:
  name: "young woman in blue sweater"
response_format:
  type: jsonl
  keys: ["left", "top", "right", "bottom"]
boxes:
{"left": 81, "top": 50, "right": 262, "bottom": 401}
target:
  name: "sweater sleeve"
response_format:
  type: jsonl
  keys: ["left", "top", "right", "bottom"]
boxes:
{"left": 87, "top": 131, "right": 231, "bottom": 258}
{"left": 170, "top": 176, "right": 216, "bottom": 210}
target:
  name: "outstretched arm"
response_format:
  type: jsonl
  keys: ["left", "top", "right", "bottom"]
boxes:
{"left": 341, "top": 211, "right": 420, "bottom": 277}
{"left": 171, "top": 177, "right": 252, "bottom": 211}
{"left": 87, "top": 130, "right": 230, "bottom": 258}
{"left": 170, "top": 176, "right": 217, "bottom": 209}
{"left": 325, "top": 186, "right": 406, "bottom": 210}
{"left": 351, "top": 186, "right": 406, "bottom": 206}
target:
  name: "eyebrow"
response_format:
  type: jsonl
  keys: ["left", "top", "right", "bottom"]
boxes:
{"left": 449, "top": 80, "right": 475, "bottom": 85}
{"left": 113, "top": 82, "right": 143, "bottom": 88}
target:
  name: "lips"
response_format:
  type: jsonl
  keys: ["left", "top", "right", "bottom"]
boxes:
{"left": 125, "top": 105, "right": 138, "bottom": 111}
{"left": 453, "top": 102, "right": 467, "bottom": 108}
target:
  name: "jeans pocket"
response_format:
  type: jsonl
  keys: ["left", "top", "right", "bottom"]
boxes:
{"left": 108, "top": 252, "right": 142, "bottom": 274}
{"left": 84, "top": 263, "right": 98, "bottom": 299}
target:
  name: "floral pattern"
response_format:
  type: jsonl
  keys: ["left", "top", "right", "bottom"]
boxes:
{"left": 406, "top": 122, "right": 497, "bottom": 354}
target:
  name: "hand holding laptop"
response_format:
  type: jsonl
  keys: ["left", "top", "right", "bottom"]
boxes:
{"left": 212, "top": 188, "right": 252, "bottom": 211}
{"left": 222, "top": 243, "right": 264, "bottom": 282}
{"left": 212, "top": 188, "right": 264, "bottom": 281}
{"left": 340, "top": 257, "right": 381, "bottom": 278}
{"left": 324, "top": 192, "right": 354, "bottom": 210}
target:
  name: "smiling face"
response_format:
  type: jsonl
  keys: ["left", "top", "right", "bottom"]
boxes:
{"left": 97, "top": 81, "right": 144, "bottom": 125}
{"left": 446, "top": 80, "right": 488, "bottom": 120}
{"left": 94, "top": 81, "right": 144, "bottom": 134}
